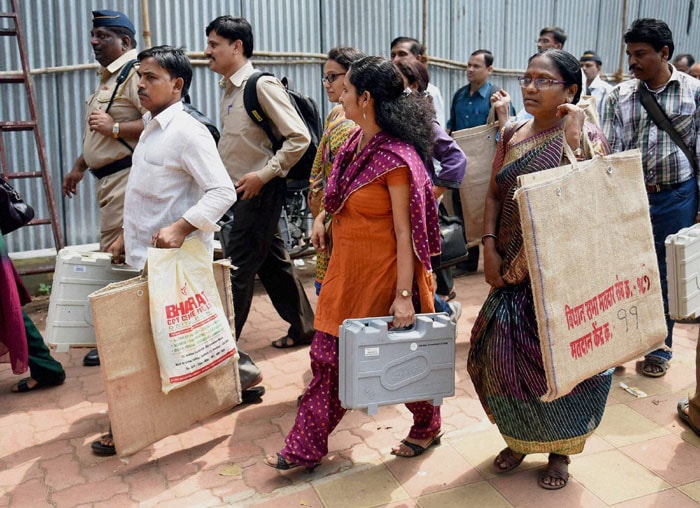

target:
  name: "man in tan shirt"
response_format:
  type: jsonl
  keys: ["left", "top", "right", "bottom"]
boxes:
{"left": 205, "top": 16, "right": 315, "bottom": 354}
{"left": 62, "top": 10, "right": 145, "bottom": 367}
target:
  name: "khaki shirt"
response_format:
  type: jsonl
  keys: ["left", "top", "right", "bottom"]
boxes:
{"left": 217, "top": 61, "right": 310, "bottom": 184}
{"left": 82, "top": 49, "right": 145, "bottom": 170}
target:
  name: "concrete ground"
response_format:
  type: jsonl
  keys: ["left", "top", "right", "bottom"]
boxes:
{"left": 2, "top": 255, "right": 700, "bottom": 507}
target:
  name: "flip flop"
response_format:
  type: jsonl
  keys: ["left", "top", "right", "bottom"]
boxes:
{"left": 91, "top": 433, "right": 116, "bottom": 456}
{"left": 642, "top": 356, "right": 669, "bottom": 378}
{"left": 493, "top": 447, "right": 526, "bottom": 473}
{"left": 271, "top": 335, "right": 313, "bottom": 349}
{"left": 677, "top": 397, "right": 700, "bottom": 437}
{"left": 539, "top": 453, "right": 570, "bottom": 490}
{"left": 391, "top": 432, "right": 443, "bottom": 458}
{"left": 264, "top": 452, "right": 318, "bottom": 472}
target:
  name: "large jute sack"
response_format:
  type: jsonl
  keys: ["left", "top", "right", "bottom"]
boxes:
{"left": 88, "top": 259, "right": 241, "bottom": 457}
{"left": 148, "top": 238, "right": 238, "bottom": 393}
{"left": 451, "top": 108, "right": 498, "bottom": 248}
{"left": 513, "top": 147, "right": 666, "bottom": 401}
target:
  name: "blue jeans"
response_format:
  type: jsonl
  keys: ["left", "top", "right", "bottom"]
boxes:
{"left": 434, "top": 293, "right": 452, "bottom": 315}
{"left": 647, "top": 178, "right": 698, "bottom": 362}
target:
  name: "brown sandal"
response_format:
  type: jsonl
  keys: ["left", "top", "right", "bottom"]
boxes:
{"left": 493, "top": 447, "right": 526, "bottom": 473}
{"left": 539, "top": 453, "right": 570, "bottom": 490}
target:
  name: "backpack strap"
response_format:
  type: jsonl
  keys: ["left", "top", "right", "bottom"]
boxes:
{"left": 105, "top": 58, "right": 138, "bottom": 153}
{"left": 639, "top": 84, "right": 698, "bottom": 173}
{"left": 243, "top": 71, "right": 283, "bottom": 151}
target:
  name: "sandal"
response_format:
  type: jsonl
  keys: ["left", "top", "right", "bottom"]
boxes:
{"left": 391, "top": 432, "right": 443, "bottom": 458}
{"left": 91, "top": 433, "right": 116, "bottom": 456}
{"left": 439, "top": 290, "right": 457, "bottom": 302}
{"left": 539, "top": 453, "right": 570, "bottom": 490}
{"left": 642, "top": 355, "right": 669, "bottom": 378}
{"left": 11, "top": 372, "right": 65, "bottom": 393}
{"left": 264, "top": 452, "right": 318, "bottom": 472}
{"left": 493, "top": 447, "right": 526, "bottom": 473}
{"left": 271, "top": 335, "right": 313, "bottom": 349}
{"left": 677, "top": 397, "right": 700, "bottom": 437}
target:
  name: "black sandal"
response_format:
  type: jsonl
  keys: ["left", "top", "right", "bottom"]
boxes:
{"left": 391, "top": 432, "right": 443, "bottom": 458}
{"left": 91, "top": 433, "right": 116, "bottom": 456}
{"left": 264, "top": 452, "right": 318, "bottom": 472}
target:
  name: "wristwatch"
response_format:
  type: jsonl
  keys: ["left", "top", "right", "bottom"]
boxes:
{"left": 112, "top": 122, "right": 120, "bottom": 139}
{"left": 397, "top": 289, "right": 411, "bottom": 298}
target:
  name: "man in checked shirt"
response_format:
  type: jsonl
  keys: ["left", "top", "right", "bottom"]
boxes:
{"left": 602, "top": 18, "right": 700, "bottom": 378}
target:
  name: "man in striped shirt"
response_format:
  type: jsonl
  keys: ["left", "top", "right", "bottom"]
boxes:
{"left": 602, "top": 18, "right": 700, "bottom": 378}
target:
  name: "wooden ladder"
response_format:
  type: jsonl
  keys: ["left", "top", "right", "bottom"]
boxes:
{"left": 0, "top": 0, "right": 64, "bottom": 270}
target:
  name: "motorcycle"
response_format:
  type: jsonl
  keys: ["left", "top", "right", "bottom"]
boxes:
{"left": 279, "top": 179, "right": 314, "bottom": 258}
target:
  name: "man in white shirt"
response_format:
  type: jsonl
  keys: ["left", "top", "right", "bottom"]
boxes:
{"left": 580, "top": 50, "right": 614, "bottom": 119}
{"left": 390, "top": 36, "right": 446, "bottom": 127}
{"left": 93, "top": 46, "right": 240, "bottom": 457}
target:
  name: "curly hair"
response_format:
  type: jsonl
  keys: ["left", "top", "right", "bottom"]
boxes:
{"left": 348, "top": 56, "right": 434, "bottom": 162}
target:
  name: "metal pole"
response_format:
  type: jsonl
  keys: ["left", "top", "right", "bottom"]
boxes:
{"left": 615, "top": 0, "right": 628, "bottom": 83}
{"left": 422, "top": 0, "right": 427, "bottom": 50}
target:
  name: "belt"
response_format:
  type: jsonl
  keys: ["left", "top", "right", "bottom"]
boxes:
{"left": 645, "top": 179, "right": 691, "bottom": 193}
{"left": 90, "top": 156, "right": 132, "bottom": 180}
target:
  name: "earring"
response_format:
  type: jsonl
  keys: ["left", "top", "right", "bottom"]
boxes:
{"left": 362, "top": 103, "right": 366, "bottom": 120}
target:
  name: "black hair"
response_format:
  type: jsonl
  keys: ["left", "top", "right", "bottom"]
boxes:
{"left": 395, "top": 58, "right": 430, "bottom": 92}
{"left": 540, "top": 26, "right": 568, "bottom": 46}
{"left": 108, "top": 26, "right": 137, "bottom": 49}
{"left": 528, "top": 49, "right": 583, "bottom": 103}
{"left": 205, "top": 16, "right": 254, "bottom": 58}
{"left": 390, "top": 36, "right": 430, "bottom": 64}
{"left": 137, "top": 45, "right": 192, "bottom": 98}
{"left": 624, "top": 18, "right": 674, "bottom": 59}
{"left": 471, "top": 49, "right": 494, "bottom": 67}
{"left": 673, "top": 53, "right": 695, "bottom": 67}
{"left": 348, "top": 56, "right": 434, "bottom": 162}
{"left": 327, "top": 46, "right": 367, "bottom": 71}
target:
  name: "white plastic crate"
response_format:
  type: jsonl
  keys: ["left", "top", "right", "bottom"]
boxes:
{"left": 666, "top": 223, "right": 700, "bottom": 320}
{"left": 339, "top": 313, "right": 455, "bottom": 415}
{"left": 45, "top": 249, "right": 140, "bottom": 350}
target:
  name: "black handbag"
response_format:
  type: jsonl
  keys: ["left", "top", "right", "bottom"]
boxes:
{"left": 0, "top": 176, "right": 35, "bottom": 234}
{"left": 435, "top": 204, "right": 469, "bottom": 270}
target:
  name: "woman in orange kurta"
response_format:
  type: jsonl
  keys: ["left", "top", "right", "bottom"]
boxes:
{"left": 265, "top": 56, "right": 442, "bottom": 471}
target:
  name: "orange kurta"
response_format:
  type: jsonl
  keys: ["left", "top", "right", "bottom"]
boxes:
{"left": 315, "top": 166, "right": 435, "bottom": 336}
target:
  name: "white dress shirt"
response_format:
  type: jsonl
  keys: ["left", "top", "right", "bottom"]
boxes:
{"left": 587, "top": 75, "right": 614, "bottom": 119}
{"left": 428, "top": 82, "right": 446, "bottom": 128}
{"left": 124, "top": 101, "right": 236, "bottom": 269}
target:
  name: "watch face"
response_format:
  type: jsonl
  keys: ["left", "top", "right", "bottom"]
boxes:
{"left": 401, "top": 289, "right": 410, "bottom": 297}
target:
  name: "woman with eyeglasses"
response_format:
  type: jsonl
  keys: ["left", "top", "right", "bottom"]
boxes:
{"left": 300, "top": 47, "right": 366, "bottom": 301}
{"left": 265, "top": 56, "right": 441, "bottom": 471}
{"left": 467, "top": 49, "right": 611, "bottom": 490}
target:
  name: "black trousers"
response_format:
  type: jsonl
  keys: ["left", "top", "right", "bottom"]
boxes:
{"left": 223, "top": 178, "right": 315, "bottom": 341}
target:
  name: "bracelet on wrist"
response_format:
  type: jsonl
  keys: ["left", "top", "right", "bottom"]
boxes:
{"left": 481, "top": 233, "right": 497, "bottom": 245}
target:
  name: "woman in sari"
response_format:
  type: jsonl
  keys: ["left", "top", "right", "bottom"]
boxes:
{"left": 265, "top": 56, "right": 442, "bottom": 470}
{"left": 0, "top": 228, "right": 65, "bottom": 393}
{"left": 305, "top": 47, "right": 364, "bottom": 296}
{"left": 468, "top": 49, "right": 612, "bottom": 490}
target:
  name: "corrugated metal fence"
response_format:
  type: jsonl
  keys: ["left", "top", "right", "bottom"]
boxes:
{"left": 2, "top": 0, "right": 699, "bottom": 252}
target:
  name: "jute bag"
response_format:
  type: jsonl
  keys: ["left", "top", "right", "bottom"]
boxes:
{"left": 89, "top": 259, "right": 241, "bottom": 457}
{"left": 451, "top": 107, "right": 498, "bottom": 248}
{"left": 148, "top": 238, "right": 238, "bottom": 393}
{"left": 513, "top": 147, "right": 666, "bottom": 401}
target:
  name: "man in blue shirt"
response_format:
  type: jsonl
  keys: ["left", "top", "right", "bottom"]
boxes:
{"left": 447, "top": 50, "right": 500, "bottom": 133}
{"left": 447, "top": 50, "right": 512, "bottom": 273}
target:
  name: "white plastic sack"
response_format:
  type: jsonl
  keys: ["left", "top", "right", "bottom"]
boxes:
{"left": 147, "top": 237, "right": 238, "bottom": 393}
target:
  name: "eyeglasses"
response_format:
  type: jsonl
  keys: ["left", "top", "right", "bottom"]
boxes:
{"left": 517, "top": 76, "right": 567, "bottom": 89}
{"left": 321, "top": 72, "right": 346, "bottom": 84}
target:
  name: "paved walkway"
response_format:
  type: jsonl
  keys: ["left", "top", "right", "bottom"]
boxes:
{"left": 2, "top": 257, "right": 700, "bottom": 507}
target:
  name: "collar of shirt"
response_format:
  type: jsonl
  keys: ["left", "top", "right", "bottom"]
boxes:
{"left": 219, "top": 61, "right": 255, "bottom": 91}
{"left": 101, "top": 48, "right": 138, "bottom": 77}
{"left": 467, "top": 81, "right": 492, "bottom": 98}
{"left": 142, "top": 100, "right": 184, "bottom": 132}
{"left": 639, "top": 63, "right": 681, "bottom": 94}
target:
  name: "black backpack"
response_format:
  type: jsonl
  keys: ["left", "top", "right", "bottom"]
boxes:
{"left": 243, "top": 71, "right": 322, "bottom": 181}
{"left": 182, "top": 95, "right": 220, "bottom": 145}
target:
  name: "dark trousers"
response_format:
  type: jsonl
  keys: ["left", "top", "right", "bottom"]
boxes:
{"left": 451, "top": 188, "right": 479, "bottom": 270}
{"left": 223, "top": 178, "right": 315, "bottom": 341}
{"left": 647, "top": 178, "right": 698, "bottom": 361}
{"left": 24, "top": 310, "right": 64, "bottom": 384}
